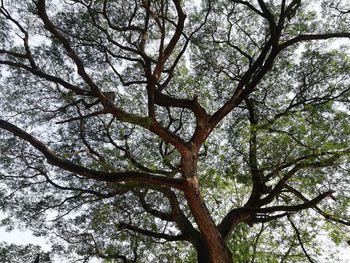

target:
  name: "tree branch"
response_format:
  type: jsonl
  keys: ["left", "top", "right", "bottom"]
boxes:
{"left": 219, "top": 191, "right": 335, "bottom": 240}
{"left": 288, "top": 216, "right": 315, "bottom": 263}
{"left": 231, "top": 0, "right": 265, "bottom": 17}
{"left": 279, "top": 33, "right": 350, "bottom": 51}
{"left": 259, "top": 157, "right": 337, "bottom": 206}
{"left": 255, "top": 190, "right": 335, "bottom": 214}
{"left": 134, "top": 190, "right": 175, "bottom": 222}
{"left": 0, "top": 60, "right": 89, "bottom": 95}
{"left": 118, "top": 222, "right": 186, "bottom": 241}
{"left": 36, "top": 0, "right": 99, "bottom": 93}
{"left": 285, "top": 185, "right": 350, "bottom": 226}
{"left": 0, "top": 119, "right": 184, "bottom": 190}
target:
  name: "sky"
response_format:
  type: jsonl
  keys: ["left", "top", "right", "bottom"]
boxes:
{"left": 0, "top": 224, "right": 50, "bottom": 250}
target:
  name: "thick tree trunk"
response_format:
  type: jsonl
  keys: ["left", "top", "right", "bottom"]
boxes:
{"left": 196, "top": 240, "right": 211, "bottom": 263}
{"left": 181, "top": 153, "right": 232, "bottom": 263}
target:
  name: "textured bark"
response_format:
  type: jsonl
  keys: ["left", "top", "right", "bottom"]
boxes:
{"left": 181, "top": 153, "right": 232, "bottom": 263}
{"left": 196, "top": 240, "right": 211, "bottom": 263}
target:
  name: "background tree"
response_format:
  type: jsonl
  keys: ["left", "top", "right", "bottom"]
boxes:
{"left": 1, "top": 0, "right": 350, "bottom": 262}
{"left": 0, "top": 242, "right": 51, "bottom": 263}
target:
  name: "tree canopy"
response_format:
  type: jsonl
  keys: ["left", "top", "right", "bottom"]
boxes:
{"left": 1, "top": 0, "right": 350, "bottom": 262}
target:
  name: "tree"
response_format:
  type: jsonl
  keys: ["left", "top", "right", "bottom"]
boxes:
{"left": 1, "top": 0, "right": 350, "bottom": 262}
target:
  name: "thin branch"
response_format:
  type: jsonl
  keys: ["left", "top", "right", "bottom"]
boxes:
{"left": 288, "top": 216, "right": 315, "bottom": 263}
{"left": 0, "top": 60, "right": 89, "bottom": 95}
{"left": 56, "top": 110, "right": 105, "bottom": 124}
{"left": 259, "top": 156, "right": 338, "bottom": 206}
{"left": 250, "top": 223, "right": 265, "bottom": 263}
{"left": 30, "top": 166, "right": 124, "bottom": 198}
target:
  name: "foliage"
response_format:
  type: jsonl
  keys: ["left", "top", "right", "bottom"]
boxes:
{"left": 0, "top": 242, "right": 51, "bottom": 263}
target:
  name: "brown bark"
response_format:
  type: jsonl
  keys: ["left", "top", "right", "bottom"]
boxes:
{"left": 196, "top": 240, "right": 211, "bottom": 263}
{"left": 181, "top": 152, "right": 232, "bottom": 263}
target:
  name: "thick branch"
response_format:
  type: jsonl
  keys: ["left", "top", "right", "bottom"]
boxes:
{"left": 135, "top": 190, "right": 175, "bottom": 222}
{"left": 286, "top": 185, "right": 350, "bottom": 226}
{"left": 279, "top": 33, "right": 350, "bottom": 51}
{"left": 155, "top": 92, "right": 210, "bottom": 147}
{"left": 135, "top": 187, "right": 198, "bottom": 243}
{"left": 119, "top": 222, "right": 186, "bottom": 241}
{"left": 255, "top": 191, "right": 335, "bottom": 214}
{"left": 218, "top": 208, "right": 251, "bottom": 241}
{"left": 0, "top": 119, "right": 184, "bottom": 190}
{"left": 161, "top": 188, "right": 198, "bottom": 239}
{"left": 232, "top": 0, "right": 265, "bottom": 17}
{"left": 219, "top": 191, "right": 334, "bottom": 240}
{"left": 245, "top": 98, "right": 265, "bottom": 206}
{"left": 257, "top": 0, "right": 276, "bottom": 27}
{"left": 155, "top": 92, "right": 207, "bottom": 119}
{"left": 147, "top": 0, "right": 186, "bottom": 120}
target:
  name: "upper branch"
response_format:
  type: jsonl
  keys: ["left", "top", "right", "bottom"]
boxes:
{"left": 282, "top": 0, "right": 301, "bottom": 24}
{"left": 36, "top": 0, "right": 100, "bottom": 94}
{"left": 207, "top": 4, "right": 350, "bottom": 137}
{"left": 254, "top": 190, "right": 335, "bottom": 214}
{"left": 231, "top": 0, "right": 265, "bottom": 17}
{"left": 257, "top": 0, "right": 276, "bottom": 27}
{"left": 209, "top": 36, "right": 278, "bottom": 129}
{"left": 0, "top": 2, "right": 89, "bottom": 95}
{"left": 146, "top": 0, "right": 186, "bottom": 119}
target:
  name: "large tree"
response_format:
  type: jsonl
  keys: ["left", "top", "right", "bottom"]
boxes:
{"left": 1, "top": 0, "right": 350, "bottom": 262}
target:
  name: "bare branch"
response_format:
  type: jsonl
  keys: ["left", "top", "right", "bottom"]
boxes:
{"left": 259, "top": 156, "right": 338, "bottom": 206}
{"left": 56, "top": 110, "right": 105, "bottom": 124}
{"left": 255, "top": 191, "right": 335, "bottom": 214}
{"left": 231, "top": 0, "right": 265, "bottom": 17}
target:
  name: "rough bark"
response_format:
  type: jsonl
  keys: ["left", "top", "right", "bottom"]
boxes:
{"left": 196, "top": 240, "right": 211, "bottom": 263}
{"left": 181, "top": 152, "right": 232, "bottom": 263}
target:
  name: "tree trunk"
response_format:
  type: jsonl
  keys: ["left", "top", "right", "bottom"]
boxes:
{"left": 181, "top": 153, "right": 232, "bottom": 263}
{"left": 196, "top": 240, "right": 211, "bottom": 263}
